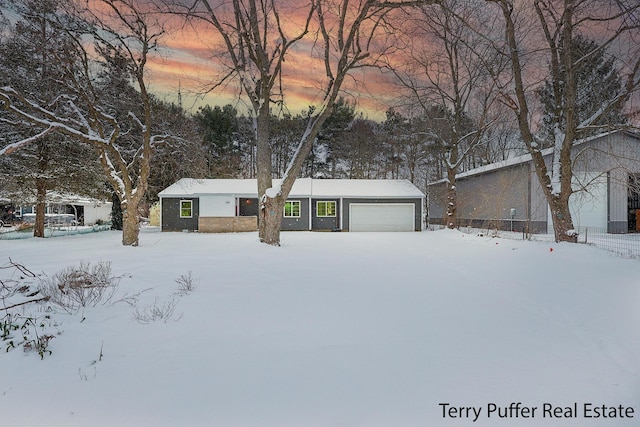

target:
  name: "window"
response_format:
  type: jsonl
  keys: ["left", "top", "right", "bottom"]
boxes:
{"left": 284, "top": 200, "right": 301, "bottom": 217}
{"left": 317, "top": 201, "right": 336, "bottom": 217}
{"left": 180, "top": 200, "right": 193, "bottom": 218}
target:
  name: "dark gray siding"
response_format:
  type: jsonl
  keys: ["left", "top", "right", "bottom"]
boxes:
{"left": 342, "top": 198, "right": 423, "bottom": 231}
{"left": 237, "top": 196, "right": 311, "bottom": 230}
{"left": 161, "top": 197, "right": 199, "bottom": 231}
{"left": 312, "top": 198, "right": 340, "bottom": 230}
{"left": 281, "top": 198, "right": 310, "bottom": 231}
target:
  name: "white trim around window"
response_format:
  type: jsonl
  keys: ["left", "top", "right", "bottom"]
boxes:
{"left": 284, "top": 200, "right": 301, "bottom": 218}
{"left": 316, "top": 200, "right": 336, "bottom": 217}
{"left": 180, "top": 200, "right": 193, "bottom": 218}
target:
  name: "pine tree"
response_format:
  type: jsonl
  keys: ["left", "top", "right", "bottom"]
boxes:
{"left": 537, "top": 34, "right": 628, "bottom": 144}
{"left": 194, "top": 104, "right": 242, "bottom": 178}
{"left": 110, "top": 192, "right": 122, "bottom": 230}
{"left": 0, "top": 0, "right": 105, "bottom": 237}
{"left": 147, "top": 99, "right": 209, "bottom": 202}
{"left": 313, "top": 99, "right": 356, "bottom": 178}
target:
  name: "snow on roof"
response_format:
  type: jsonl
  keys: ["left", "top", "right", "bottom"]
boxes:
{"left": 159, "top": 179, "right": 260, "bottom": 197}
{"left": 3, "top": 192, "right": 111, "bottom": 206}
{"left": 46, "top": 193, "right": 112, "bottom": 205}
{"left": 431, "top": 130, "right": 640, "bottom": 185}
{"left": 454, "top": 151, "right": 534, "bottom": 181}
{"left": 158, "top": 178, "right": 424, "bottom": 198}
{"left": 309, "top": 179, "right": 424, "bottom": 198}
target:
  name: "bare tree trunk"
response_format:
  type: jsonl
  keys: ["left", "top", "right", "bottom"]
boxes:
{"left": 554, "top": 8, "right": 578, "bottom": 243}
{"left": 255, "top": 97, "right": 275, "bottom": 243}
{"left": 121, "top": 201, "right": 139, "bottom": 246}
{"left": 549, "top": 194, "right": 577, "bottom": 242}
{"left": 445, "top": 167, "right": 457, "bottom": 229}
{"left": 259, "top": 194, "right": 285, "bottom": 246}
{"left": 34, "top": 177, "right": 47, "bottom": 238}
{"left": 33, "top": 140, "right": 49, "bottom": 238}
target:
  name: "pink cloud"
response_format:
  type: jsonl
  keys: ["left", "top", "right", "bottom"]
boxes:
{"left": 147, "top": 10, "right": 393, "bottom": 120}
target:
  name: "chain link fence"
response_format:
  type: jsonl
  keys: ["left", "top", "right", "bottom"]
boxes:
{"left": 430, "top": 224, "right": 640, "bottom": 260}
{"left": 574, "top": 227, "right": 640, "bottom": 259}
{"left": 0, "top": 223, "right": 112, "bottom": 240}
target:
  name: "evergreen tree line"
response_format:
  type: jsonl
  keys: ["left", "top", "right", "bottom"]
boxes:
{"left": 193, "top": 100, "right": 525, "bottom": 193}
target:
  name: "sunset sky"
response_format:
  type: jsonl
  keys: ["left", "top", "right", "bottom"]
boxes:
{"left": 6, "top": 1, "right": 636, "bottom": 124}
{"left": 0, "top": 0, "right": 409, "bottom": 121}
{"left": 117, "top": 0, "right": 639, "bottom": 127}
{"left": 142, "top": 9, "right": 404, "bottom": 122}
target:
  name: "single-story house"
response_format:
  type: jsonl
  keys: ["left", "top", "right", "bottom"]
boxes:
{"left": 428, "top": 130, "right": 640, "bottom": 234}
{"left": 158, "top": 178, "right": 425, "bottom": 232}
{"left": 2, "top": 195, "right": 111, "bottom": 226}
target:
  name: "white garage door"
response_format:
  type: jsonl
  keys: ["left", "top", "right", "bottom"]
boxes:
{"left": 349, "top": 203, "right": 415, "bottom": 232}
{"left": 547, "top": 173, "right": 607, "bottom": 233}
{"left": 569, "top": 174, "right": 607, "bottom": 229}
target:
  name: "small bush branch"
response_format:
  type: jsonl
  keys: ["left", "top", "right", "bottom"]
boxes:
{"left": 175, "top": 271, "right": 198, "bottom": 295}
{"left": 133, "top": 297, "right": 178, "bottom": 324}
{"left": 1, "top": 297, "right": 49, "bottom": 312}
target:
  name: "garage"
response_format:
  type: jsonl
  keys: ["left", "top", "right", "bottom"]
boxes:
{"left": 349, "top": 203, "right": 415, "bottom": 232}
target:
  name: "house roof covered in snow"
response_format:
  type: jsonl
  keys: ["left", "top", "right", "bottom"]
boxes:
{"left": 429, "top": 130, "right": 640, "bottom": 185}
{"left": 158, "top": 178, "right": 425, "bottom": 198}
{"left": 1, "top": 192, "right": 111, "bottom": 206}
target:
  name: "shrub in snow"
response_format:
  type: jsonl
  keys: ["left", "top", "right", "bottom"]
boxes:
{"left": 175, "top": 271, "right": 198, "bottom": 296}
{"left": 38, "top": 261, "right": 129, "bottom": 314}
{"left": 133, "top": 297, "right": 178, "bottom": 324}
{"left": 19, "top": 316, "right": 56, "bottom": 359}
{"left": 1, "top": 260, "right": 57, "bottom": 359}
{"left": 131, "top": 270, "right": 197, "bottom": 323}
{"left": 2, "top": 314, "right": 56, "bottom": 359}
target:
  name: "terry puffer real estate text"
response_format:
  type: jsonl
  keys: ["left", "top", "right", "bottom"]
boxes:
{"left": 439, "top": 402, "right": 635, "bottom": 422}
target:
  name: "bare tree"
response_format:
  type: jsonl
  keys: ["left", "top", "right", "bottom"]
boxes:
{"left": 391, "top": 0, "right": 505, "bottom": 228}
{"left": 486, "top": 0, "right": 640, "bottom": 242}
{"left": 382, "top": 109, "right": 448, "bottom": 188}
{"left": 0, "top": 0, "right": 168, "bottom": 246}
{"left": 474, "top": 102, "right": 524, "bottom": 163}
{"left": 166, "top": 0, "right": 438, "bottom": 245}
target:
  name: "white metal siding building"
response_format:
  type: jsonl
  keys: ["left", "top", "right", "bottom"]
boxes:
{"left": 428, "top": 131, "right": 640, "bottom": 234}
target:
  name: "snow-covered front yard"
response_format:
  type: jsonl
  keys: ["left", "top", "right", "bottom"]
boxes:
{"left": 1, "top": 228, "right": 639, "bottom": 426}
